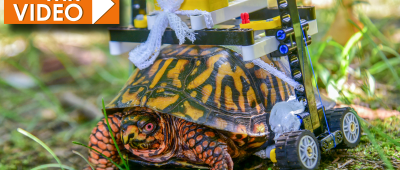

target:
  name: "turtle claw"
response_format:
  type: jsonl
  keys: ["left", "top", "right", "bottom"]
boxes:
{"left": 211, "top": 151, "right": 233, "bottom": 170}
{"left": 225, "top": 152, "right": 234, "bottom": 170}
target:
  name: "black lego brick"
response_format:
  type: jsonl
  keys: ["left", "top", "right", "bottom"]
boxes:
{"left": 110, "top": 6, "right": 315, "bottom": 45}
{"left": 109, "top": 27, "right": 255, "bottom": 45}
{"left": 249, "top": 6, "right": 316, "bottom": 21}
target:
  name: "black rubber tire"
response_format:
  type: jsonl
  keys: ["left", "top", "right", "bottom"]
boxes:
{"left": 325, "top": 107, "right": 361, "bottom": 149}
{"left": 275, "top": 130, "right": 321, "bottom": 170}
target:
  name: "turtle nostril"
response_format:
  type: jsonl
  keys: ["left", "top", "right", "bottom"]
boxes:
{"left": 128, "top": 133, "right": 135, "bottom": 139}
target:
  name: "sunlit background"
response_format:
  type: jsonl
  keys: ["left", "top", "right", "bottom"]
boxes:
{"left": 1, "top": 0, "right": 400, "bottom": 169}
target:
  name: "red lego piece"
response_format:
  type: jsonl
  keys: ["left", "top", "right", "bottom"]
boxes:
{"left": 241, "top": 12, "right": 250, "bottom": 24}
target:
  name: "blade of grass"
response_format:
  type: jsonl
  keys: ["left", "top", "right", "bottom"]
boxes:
{"left": 72, "top": 150, "right": 94, "bottom": 170}
{"left": 339, "top": 31, "right": 363, "bottom": 77}
{"left": 125, "top": 152, "right": 130, "bottom": 170}
{"left": 31, "top": 164, "right": 75, "bottom": 170}
{"left": 369, "top": 45, "right": 400, "bottom": 74}
{"left": 358, "top": 12, "right": 392, "bottom": 48}
{"left": 372, "top": 127, "right": 400, "bottom": 147}
{"left": 380, "top": 45, "right": 400, "bottom": 61}
{"left": 369, "top": 57, "right": 400, "bottom": 74}
{"left": 326, "top": 40, "right": 344, "bottom": 63}
{"left": 17, "top": 128, "right": 65, "bottom": 170}
{"left": 101, "top": 98, "right": 128, "bottom": 169}
{"left": 348, "top": 19, "right": 400, "bottom": 85}
{"left": 365, "top": 70, "right": 375, "bottom": 96}
{"left": 327, "top": 40, "right": 344, "bottom": 50}
{"left": 72, "top": 141, "right": 124, "bottom": 170}
{"left": 351, "top": 111, "right": 394, "bottom": 170}
{"left": 311, "top": 41, "right": 328, "bottom": 65}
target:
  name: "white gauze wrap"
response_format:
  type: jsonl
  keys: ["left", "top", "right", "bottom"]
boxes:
{"left": 269, "top": 98, "right": 305, "bottom": 140}
{"left": 129, "top": 0, "right": 214, "bottom": 70}
{"left": 253, "top": 58, "right": 304, "bottom": 92}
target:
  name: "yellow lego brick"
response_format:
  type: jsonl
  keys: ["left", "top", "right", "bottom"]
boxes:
{"left": 134, "top": 15, "right": 148, "bottom": 28}
{"left": 240, "top": 16, "right": 282, "bottom": 31}
{"left": 270, "top": 148, "right": 277, "bottom": 163}
{"left": 154, "top": 0, "right": 228, "bottom": 12}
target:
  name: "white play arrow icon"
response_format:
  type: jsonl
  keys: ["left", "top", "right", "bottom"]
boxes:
{"left": 92, "top": 0, "right": 115, "bottom": 24}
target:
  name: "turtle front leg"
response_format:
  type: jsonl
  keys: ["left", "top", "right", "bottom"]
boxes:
{"left": 180, "top": 121, "right": 234, "bottom": 170}
{"left": 87, "top": 113, "right": 124, "bottom": 170}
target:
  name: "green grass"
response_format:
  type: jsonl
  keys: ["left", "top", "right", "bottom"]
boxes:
{"left": 71, "top": 99, "right": 130, "bottom": 170}
{"left": 72, "top": 150, "right": 94, "bottom": 170}
{"left": 17, "top": 128, "right": 67, "bottom": 170}
{"left": 100, "top": 98, "right": 129, "bottom": 169}
{"left": 72, "top": 141, "right": 124, "bottom": 169}
{"left": 354, "top": 111, "right": 394, "bottom": 169}
{"left": 30, "top": 164, "right": 75, "bottom": 170}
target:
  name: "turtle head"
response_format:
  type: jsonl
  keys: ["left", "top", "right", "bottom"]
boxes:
{"left": 121, "top": 111, "right": 164, "bottom": 151}
{"left": 120, "top": 108, "right": 178, "bottom": 162}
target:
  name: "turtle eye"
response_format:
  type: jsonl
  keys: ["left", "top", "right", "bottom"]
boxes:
{"left": 143, "top": 123, "right": 155, "bottom": 133}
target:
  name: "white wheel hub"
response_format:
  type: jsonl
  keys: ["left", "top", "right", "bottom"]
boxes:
{"left": 343, "top": 112, "right": 360, "bottom": 143}
{"left": 298, "top": 135, "right": 318, "bottom": 169}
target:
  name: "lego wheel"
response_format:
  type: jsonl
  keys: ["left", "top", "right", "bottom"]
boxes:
{"left": 326, "top": 108, "right": 361, "bottom": 148}
{"left": 275, "top": 130, "right": 321, "bottom": 170}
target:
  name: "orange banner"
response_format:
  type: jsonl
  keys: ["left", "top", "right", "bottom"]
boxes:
{"left": 4, "top": 0, "right": 119, "bottom": 24}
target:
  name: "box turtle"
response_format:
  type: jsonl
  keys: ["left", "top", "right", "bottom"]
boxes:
{"left": 87, "top": 45, "right": 297, "bottom": 170}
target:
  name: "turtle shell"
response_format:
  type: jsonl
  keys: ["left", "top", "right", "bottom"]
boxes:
{"left": 106, "top": 45, "right": 295, "bottom": 137}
